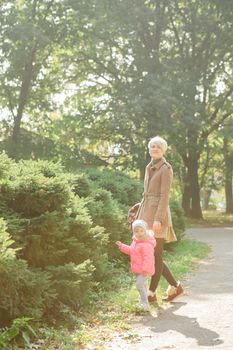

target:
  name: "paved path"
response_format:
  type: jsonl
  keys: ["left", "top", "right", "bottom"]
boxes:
{"left": 105, "top": 227, "right": 233, "bottom": 350}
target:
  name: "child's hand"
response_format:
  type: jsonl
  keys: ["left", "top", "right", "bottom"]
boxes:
{"left": 116, "top": 241, "right": 121, "bottom": 247}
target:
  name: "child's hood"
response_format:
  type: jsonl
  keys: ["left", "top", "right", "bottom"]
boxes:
{"left": 133, "top": 236, "right": 156, "bottom": 248}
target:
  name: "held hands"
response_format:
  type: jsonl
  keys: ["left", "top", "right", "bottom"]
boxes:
{"left": 127, "top": 203, "right": 140, "bottom": 223}
{"left": 153, "top": 220, "right": 161, "bottom": 232}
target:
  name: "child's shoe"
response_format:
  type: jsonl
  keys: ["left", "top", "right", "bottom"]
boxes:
{"left": 162, "top": 281, "right": 184, "bottom": 302}
{"left": 140, "top": 303, "right": 150, "bottom": 312}
{"left": 135, "top": 303, "right": 150, "bottom": 315}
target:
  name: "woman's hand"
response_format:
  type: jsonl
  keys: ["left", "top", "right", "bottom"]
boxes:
{"left": 116, "top": 241, "right": 121, "bottom": 247}
{"left": 127, "top": 202, "right": 140, "bottom": 223}
{"left": 127, "top": 211, "right": 136, "bottom": 223}
{"left": 153, "top": 220, "right": 161, "bottom": 232}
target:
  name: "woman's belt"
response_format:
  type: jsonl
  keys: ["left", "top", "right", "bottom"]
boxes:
{"left": 143, "top": 192, "right": 161, "bottom": 201}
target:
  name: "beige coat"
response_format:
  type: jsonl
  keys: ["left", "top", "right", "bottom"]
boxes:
{"left": 131, "top": 157, "right": 177, "bottom": 243}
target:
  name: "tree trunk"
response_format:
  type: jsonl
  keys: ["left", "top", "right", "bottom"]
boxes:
{"left": 225, "top": 171, "right": 233, "bottom": 213}
{"left": 11, "top": 48, "right": 36, "bottom": 158}
{"left": 224, "top": 138, "right": 233, "bottom": 213}
{"left": 202, "top": 189, "right": 212, "bottom": 210}
{"left": 139, "top": 166, "right": 145, "bottom": 181}
{"left": 188, "top": 156, "right": 203, "bottom": 218}
{"left": 182, "top": 154, "right": 203, "bottom": 219}
{"left": 139, "top": 148, "right": 151, "bottom": 180}
{"left": 182, "top": 182, "right": 192, "bottom": 216}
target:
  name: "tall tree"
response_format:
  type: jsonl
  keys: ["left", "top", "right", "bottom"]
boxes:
{"left": 46, "top": 0, "right": 233, "bottom": 219}
{"left": 2, "top": 0, "right": 232, "bottom": 219}
{"left": 0, "top": 0, "right": 74, "bottom": 158}
{"left": 221, "top": 118, "right": 233, "bottom": 213}
{"left": 62, "top": 0, "right": 171, "bottom": 178}
{"left": 66, "top": 0, "right": 233, "bottom": 218}
{"left": 164, "top": 0, "right": 233, "bottom": 217}
{"left": 223, "top": 138, "right": 233, "bottom": 213}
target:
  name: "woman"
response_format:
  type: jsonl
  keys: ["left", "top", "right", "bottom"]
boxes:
{"left": 128, "top": 136, "right": 184, "bottom": 302}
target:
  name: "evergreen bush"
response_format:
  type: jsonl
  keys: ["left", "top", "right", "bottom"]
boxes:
{"left": 0, "top": 154, "right": 110, "bottom": 324}
{"left": 0, "top": 152, "right": 17, "bottom": 181}
{"left": 0, "top": 218, "right": 56, "bottom": 325}
{"left": 47, "top": 260, "right": 96, "bottom": 310}
{"left": 84, "top": 168, "right": 143, "bottom": 209}
{"left": 169, "top": 200, "right": 186, "bottom": 242}
{"left": 2, "top": 175, "right": 71, "bottom": 218}
{"left": 85, "top": 189, "right": 129, "bottom": 260}
{"left": 69, "top": 173, "right": 92, "bottom": 198}
{"left": 0, "top": 152, "right": 185, "bottom": 331}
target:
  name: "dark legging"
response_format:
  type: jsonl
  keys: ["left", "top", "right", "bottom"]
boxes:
{"left": 149, "top": 238, "right": 177, "bottom": 292}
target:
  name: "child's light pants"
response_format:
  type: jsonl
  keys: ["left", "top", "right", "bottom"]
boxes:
{"left": 136, "top": 274, "right": 150, "bottom": 308}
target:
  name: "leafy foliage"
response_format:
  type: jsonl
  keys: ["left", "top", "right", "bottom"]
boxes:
{"left": 0, "top": 317, "right": 36, "bottom": 349}
{"left": 84, "top": 168, "right": 143, "bottom": 210}
{"left": 169, "top": 201, "right": 186, "bottom": 243}
{"left": 0, "top": 218, "right": 56, "bottom": 324}
{"left": 0, "top": 154, "right": 110, "bottom": 327}
{"left": 85, "top": 188, "right": 128, "bottom": 259}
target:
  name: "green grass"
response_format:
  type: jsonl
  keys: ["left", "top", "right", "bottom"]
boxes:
{"left": 185, "top": 210, "right": 233, "bottom": 228}
{"left": 40, "top": 238, "right": 209, "bottom": 349}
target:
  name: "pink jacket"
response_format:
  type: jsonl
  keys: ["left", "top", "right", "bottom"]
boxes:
{"left": 118, "top": 236, "right": 156, "bottom": 276}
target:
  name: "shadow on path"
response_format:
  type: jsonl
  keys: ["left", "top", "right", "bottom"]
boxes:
{"left": 133, "top": 302, "right": 224, "bottom": 347}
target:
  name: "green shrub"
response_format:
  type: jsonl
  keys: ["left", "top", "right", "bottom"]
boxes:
{"left": 2, "top": 175, "right": 71, "bottom": 218}
{"left": 0, "top": 153, "right": 16, "bottom": 181}
{"left": 0, "top": 218, "right": 56, "bottom": 325}
{"left": 0, "top": 155, "right": 110, "bottom": 324}
{"left": 84, "top": 168, "right": 143, "bottom": 209}
{"left": 47, "top": 260, "right": 96, "bottom": 310}
{"left": 69, "top": 173, "right": 92, "bottom": 198}
{"left": 16, "top": 211, "right": 74, "bottom": 267}
{"left": 17, "top": 159, "right": 64, "bottom": 178}
{"left": 0, "top": 317, "right": 36, "bottom": 349}
{"left": 169, "top": 200, "right": 186, "bottom": 243}
{"left": 85, "top": 189, "right": 129, "bottom": 260}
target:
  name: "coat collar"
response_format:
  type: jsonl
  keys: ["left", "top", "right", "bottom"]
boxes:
{"left": 149, "top": 156, "right": 166, "bottom": 170}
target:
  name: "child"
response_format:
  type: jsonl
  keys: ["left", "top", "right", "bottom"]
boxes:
{"left": 116, "top": 219, "right": 156, "bottom": 312}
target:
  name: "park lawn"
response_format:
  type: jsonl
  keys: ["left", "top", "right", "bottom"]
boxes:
{"left": 39, "top": 238, "right": 209, "bottom": 350}
{"left": 185, "top": 210, "right": 233, "bottom": 228}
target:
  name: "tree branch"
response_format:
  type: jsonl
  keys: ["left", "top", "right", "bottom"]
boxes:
{"left": 200, "top": 143, "right": 211, "bottom": 188}
{"left": 201, "top": 111, "right": 233, "bottom": 141}
{"left": 168, "top": 10, "right": 185, "bottom": 62}
{"left": 209, "top": 85, "right": 233, "bottom": 123}
{"left": 3, "top": 83, "right": 16, "bottom": 118}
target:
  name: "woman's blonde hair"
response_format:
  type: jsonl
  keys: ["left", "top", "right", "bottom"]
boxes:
{"left": 148, "top": 136, "right": 168, "bottom": 153}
